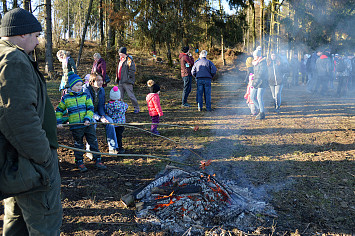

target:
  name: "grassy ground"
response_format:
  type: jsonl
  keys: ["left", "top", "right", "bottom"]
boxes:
{"left": 0, "top": 51, "right": 354, "bottom": 235}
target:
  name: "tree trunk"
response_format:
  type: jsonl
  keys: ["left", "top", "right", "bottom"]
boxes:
{"left": 99, "top": 0, "right": 104, "bottom": 45}
{"left": 44, "top": 0, "right": 54, "bottom": 79}
{"left": 76, "top": 0, "right": 94, "bottom": 67}
{"left": 166, "top": 41, "right": 172, "bottom": 67}
{"left": 24, "top": 0, "right": 31, "bottom": 11}
{"left": 251, "top": 2, "right": 256, "bottom": 50}
{"left": 13, "top": 0, "right": 18, "bottom": 8}
{"left": 221, "top": 34, "right": 225, "bottom": 66}
{"left": 2, "top": 0, "right": 7, "bottom": 13}
{"left": 259, "top": 0, "right": 264, "bottom": 52}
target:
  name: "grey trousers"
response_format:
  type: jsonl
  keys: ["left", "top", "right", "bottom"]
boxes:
{"left": 118, "top": 83, "right": 139, "bottom": 109}
{"left": 3, "top": 149, "right": 62, "bottom": 236}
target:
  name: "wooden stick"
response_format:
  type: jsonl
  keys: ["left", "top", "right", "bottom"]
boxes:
{"left": 58, "top": 144, "right": 193, "bottom": 166}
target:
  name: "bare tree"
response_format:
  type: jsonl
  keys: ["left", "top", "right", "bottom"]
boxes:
{"left": 76, "top": 0, "right": 94, "bottom": 67}
{"left": 99, "top": 0, "right": 104, "bottom": 45}
{"left": 44, "top": 0, "right": 54, "bottom": 79}
{"left": 24, "top": 0, "right": 31, "bottom": 11}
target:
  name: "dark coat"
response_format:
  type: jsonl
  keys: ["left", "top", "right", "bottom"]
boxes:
{"left": 267, "top": 59, "right": 284, "bottom": 86}
{"left": 0, "top": 39, "right": 59, "bottom": 198}
{"left": 252, "top": 58, "right": 269, "bottom": 88}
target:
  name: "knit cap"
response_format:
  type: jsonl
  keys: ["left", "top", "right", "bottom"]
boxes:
{"left": 68, "top": 72, "right": 83, "bottom": 89}
{"left": 118, "top": 47, "right": 127, "bottom": 55}
{"left": 149, "top": 84, "right": 160, "bottom": 93}
{"left": 110, "top": 86, "right": 121, "bottom": 100}
{"left": 253, "top": 46, "right": 262, "bottom": 58}
{"left": 0, "top": 8, "right": 42, "bottom": 37}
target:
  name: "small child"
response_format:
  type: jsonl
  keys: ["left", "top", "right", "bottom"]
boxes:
{"left": 56, "top": 72, "right": 107, "bottom": 172}
{"left": 104, "top": 86, "right": 129, "bottom": 154}
{"left": 146, "top": 80, "right": 163, "bottom": 134}
{"left": 244, "top": 73, "right": 257, "bottom": 115}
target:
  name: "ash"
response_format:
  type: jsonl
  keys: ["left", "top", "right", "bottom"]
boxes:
{"left": 135, "top": 166, "right": 276, "bottom": 234}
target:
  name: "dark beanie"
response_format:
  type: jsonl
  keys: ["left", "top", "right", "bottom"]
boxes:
{"left": 0, "top": 8, "right": 42, "bottom": 37}
{"left": 118, "top": 47, "right": 127, "bottom": 55}
{"left": 182, "top": 46, "right": 189, "bottom": 53}
{"left": 68, "top": 72, "right": 83, "bottom": 89}
{"left": 149, "top": 84, "right": 160, "bottom": 93}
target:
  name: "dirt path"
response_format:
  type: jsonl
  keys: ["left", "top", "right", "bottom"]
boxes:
{"left": 0, "top": 59, "right": 354, "bottom": 235}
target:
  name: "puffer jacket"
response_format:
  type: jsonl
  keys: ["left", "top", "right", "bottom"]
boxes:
{"left": 56, "top": 90, "right": 94, "bottom": 130}
{"left": 0, "top": 39, "right": 58, "bottom": 198}
{"left": 252, "top": 57, "right": 269, "bottom": 88}
{"left": 115, "top": 55, "right": 136, "bottom": 84}
{"left": 146, "top": 93, "right": 163, "bottom": 117}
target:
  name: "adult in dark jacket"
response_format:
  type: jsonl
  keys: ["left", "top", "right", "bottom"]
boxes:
{"left": 306, "top": 51, "right": 320, "bottom": 92}
{"left": 0, "top": 8, "right": 62, "bottom": 235}
{"left": 191, "top": 50, "right": 217, "bottom": 111}
{"left": 251, "top": 47, "right": 268, "bottom": 119}
{"left": 267, "top": 53, "right": 285, "bottom": 112}
{"left": 115, "top": 47, "right": 139, "bottom": 113}
{"left": 83, "top": 73, "right": 119, "bottom": 154}
{"left": 315, "top": 50, "right": 333, "bottom": 95}
{"left": 179, "top": 46, "right": 195, "bottom": 107}
{"left": 91, "top": 52, "right": 108, "bottom": 87}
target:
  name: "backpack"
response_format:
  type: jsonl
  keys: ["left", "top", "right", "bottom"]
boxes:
{"left": 336, "top": 59, "right": 346, "bottom": 73}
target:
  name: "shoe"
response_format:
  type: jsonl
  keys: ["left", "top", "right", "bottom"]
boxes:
{"left": 86, "top": 152, "right": 93, "bottom": 160}
{"left": 118, "top": 148, "right": 125, "bottom": 154}
{"left": 255, "top": 112, "right": 265, "bottom": 120}
{"left": 95, "top": 161, "right": 107, "bottom": 170}
{"left": 77, "top": 162, "right": 88, "bottom": 172}
{"left": 198, "top": 107, "right": 201, "bottom": 111}
{"left": 109, "top": 149, "right": 118, "bottom": 154}
{"left": 182, "top": 103, "right": 190, "bottom": 107}
{"left": 133, "top": 109, "right": 140, "bottom": 113}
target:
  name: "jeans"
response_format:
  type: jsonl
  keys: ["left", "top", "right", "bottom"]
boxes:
{"left": 72, "top": 125, "right": 100, "bottom": 162}
{"left": 250, "top": 87, "right": 265, "bottom": 113}
{"left": 93, "top": 114, "right": 118, "bottom": 150}
{"left": 197, "top": 79, "right": 212, "bottom": 110}
{"left": 182, "top": 75, "right": 192, "bottom": 105}
{"left": 269, "top": 84, "right": 283, "bottom": 109}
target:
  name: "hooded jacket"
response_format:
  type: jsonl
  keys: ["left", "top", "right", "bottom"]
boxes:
{"left": 146, "top": 93, "right": 163, "bottom": 117}
{"left": 179, "top": 53, "right": 194, "bottom": 77}
{"left": 0, "top": 39, "right": 58, "bottom": 198}
{"left": 92, "top": 57, "right": 107, "bottom": 79}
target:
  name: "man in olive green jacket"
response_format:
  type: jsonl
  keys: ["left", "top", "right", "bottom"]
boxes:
{"left": 0, "top": 8, "right": 62, "bottom": 235}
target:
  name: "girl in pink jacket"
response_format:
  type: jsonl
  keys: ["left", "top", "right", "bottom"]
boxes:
{"left": 146, "top": 80, "right": 163, "bottom": 134}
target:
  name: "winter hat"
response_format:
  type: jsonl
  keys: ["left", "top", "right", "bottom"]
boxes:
{"left": 118, "top": 47, "right": 127, "bottom": 55}
{"left": 110, "top": 86, "right": 121, "bottom": 100}
{"left": 68, "top": 72, "right": 83, "bottom": 88}
{"left": 182, "top": 46, "right": 189, "bottom": 53}
{"left": 0, "top": 8, "right": 42, "bottom": 37}
{"left": 253, "top": 47, "right": 262, "bottom": 58}
{"left": 149, "top": 84, "right": 160, "bottom": 93}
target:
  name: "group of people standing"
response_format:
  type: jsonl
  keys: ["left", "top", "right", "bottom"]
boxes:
{"left": 179, "top": 46, "right": 217, "bottom": 111}
{"left": 244, "top": 46, "right": 355, "bottom": 120}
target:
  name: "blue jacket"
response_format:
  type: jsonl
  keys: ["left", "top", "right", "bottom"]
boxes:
{"left": 191, "top": 57, "right": 217, "bottom": 80}
{"left": 82, "top": 84, "right": 106, "bottom": 116}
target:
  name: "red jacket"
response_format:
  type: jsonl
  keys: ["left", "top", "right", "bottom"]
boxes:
{"left": 146, "top": 93, "right": 163, "bottom": 117}
{"left": 179, "top": 53, "right": 194, "bottom": 77}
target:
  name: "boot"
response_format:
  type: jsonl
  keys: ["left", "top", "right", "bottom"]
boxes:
{"left": 256, "top": 112, "right": 265, "bottom": 120}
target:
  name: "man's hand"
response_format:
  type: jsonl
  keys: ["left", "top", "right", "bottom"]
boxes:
{"left": 57, "top": 124, "right": 63, "bottom": 128}
{"left": 84, "top": 120, "right": 90, "bottom": 126}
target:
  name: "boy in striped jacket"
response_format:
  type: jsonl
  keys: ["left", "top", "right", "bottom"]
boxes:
{"left": 56, "top": 72, "right": 106, "bottom": 172}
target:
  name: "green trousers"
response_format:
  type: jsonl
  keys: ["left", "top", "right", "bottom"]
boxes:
{"left": 3, "top": 149, "right": 62, "bottom": 236}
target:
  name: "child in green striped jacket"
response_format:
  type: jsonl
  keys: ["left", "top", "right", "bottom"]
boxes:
{"left": 56, "top": 72, "right": 107, "bottom": 172}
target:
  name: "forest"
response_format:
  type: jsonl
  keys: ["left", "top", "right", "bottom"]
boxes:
{"left": 0, "top": 0, "right": 354, "bottom": 75}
